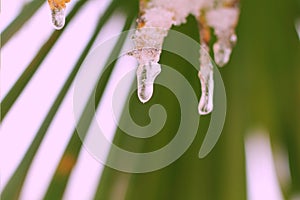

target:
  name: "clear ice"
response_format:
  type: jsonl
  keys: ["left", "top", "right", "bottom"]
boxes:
{"left": 129, "top": 47, "right": 162, "bottom": 103}
{"left": 213, "top": 32, "right": 237, "bottom": 67}
{"left": 136, "top": 62, "right": 161, "bottom": 103}
{"left": 51, "top": 8, "right": 66, "bottom": 30}
{"left": 130, "top": 27, "right": 168, "bottom": 103}
{"left": 206, "top": 7, "right": 240, "bottom": 67}
{"left": 130, "top": 0, "right": 239, "bottom": 114}
{"left": 198, "top": 45, "right": 214, "bottom": 115}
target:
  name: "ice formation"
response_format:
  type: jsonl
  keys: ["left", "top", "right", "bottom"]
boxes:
{"left": 47, "top": 0, "right": 70, "bottom": 30}
{"left": 130, "top": 0, "right": 240, "bottom": 115}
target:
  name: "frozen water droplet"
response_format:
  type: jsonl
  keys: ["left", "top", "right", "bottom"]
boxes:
{"left": 213, "top": 40, "right": 232, "bottom": 67}
{"left": 51, "top": 8, "right": 65, "bottom": 30}
{"left": 198, "top": 45, "right": 214, "bottom": 115}
{"left": 198, "top": 70, "right": 214, "bottom": 115}
{"left": 213, "top": 32, "right": 237, "bottom": 67}
{"left": 137, "top": 62, "right": 161, "bottom": 103}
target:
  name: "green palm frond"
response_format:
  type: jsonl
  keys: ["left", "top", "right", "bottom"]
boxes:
{"left": 1, "top": 0, "right": 45, "bottom": 46}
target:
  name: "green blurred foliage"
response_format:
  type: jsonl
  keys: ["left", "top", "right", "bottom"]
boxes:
{"left": 1, "top": 0, "right": 299, "bottom": 199}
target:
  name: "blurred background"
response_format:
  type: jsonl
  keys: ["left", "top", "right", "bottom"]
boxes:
{"left": 1, "top": 0, "right": 300, "bottom": 199}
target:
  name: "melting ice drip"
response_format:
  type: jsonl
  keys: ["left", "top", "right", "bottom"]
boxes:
{"left": 136, "top": 61, "right": 161, "bottom": 103}
{"left": 206, "top": 7, "right": 239, "bottom": 67}
{"left": 130, "top": 0, "right": 239, "bottom": 115}
{"left": 51, "top": 8, "right": 66, "bottom": 30}
{"left": 129, "top": 6, "right": 173, "bottom": 104}
{"left": 197, "top": 5, "right": 239, "bottom": 114}
{"left": 129, "top": 47, "right": 163, "bottom": 103}
{"left": 198, "top": 45, "right": 214, "bottom": 115}
{"left": 47, "top": 0, "right": 70, "bottom": 30}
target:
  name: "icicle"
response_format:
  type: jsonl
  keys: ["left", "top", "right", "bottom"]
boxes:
{"left": 206, "top": 7, "right": 239, "bottom": 67}
{"left": 197, "top": 14, "right": 214, "bottom": 115}
{"left": 51, "top": 8, "right": 65, "bottom": 30}
{"left": 129, "top": 0, "right": 174, "bottom": 103}
{"left": 47, "top": 0, "right": 70, "bottom": 30}
{"left": 213, "top": 32, "right": 237, "bottom": 67}
{"left": 129, "top": 0, "right": 240, "bottom": 113}
{"left": 198, "top": 45, "right": 214, "bottom": 115}
{"left": 129, "top": 47, "right": 163, "bottom": 103}
{"left": 137, "top": 62, "right": 161, "bottom": 103}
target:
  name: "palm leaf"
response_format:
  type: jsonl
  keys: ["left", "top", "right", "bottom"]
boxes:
{"left": 1, "top": 0, "right": 121, "bottom": 199}
{"left": 1, "top": 0, "right": 300, "bottom": 199}
{"left": 1, "top": 0, "right": 45, "bottom": 46}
